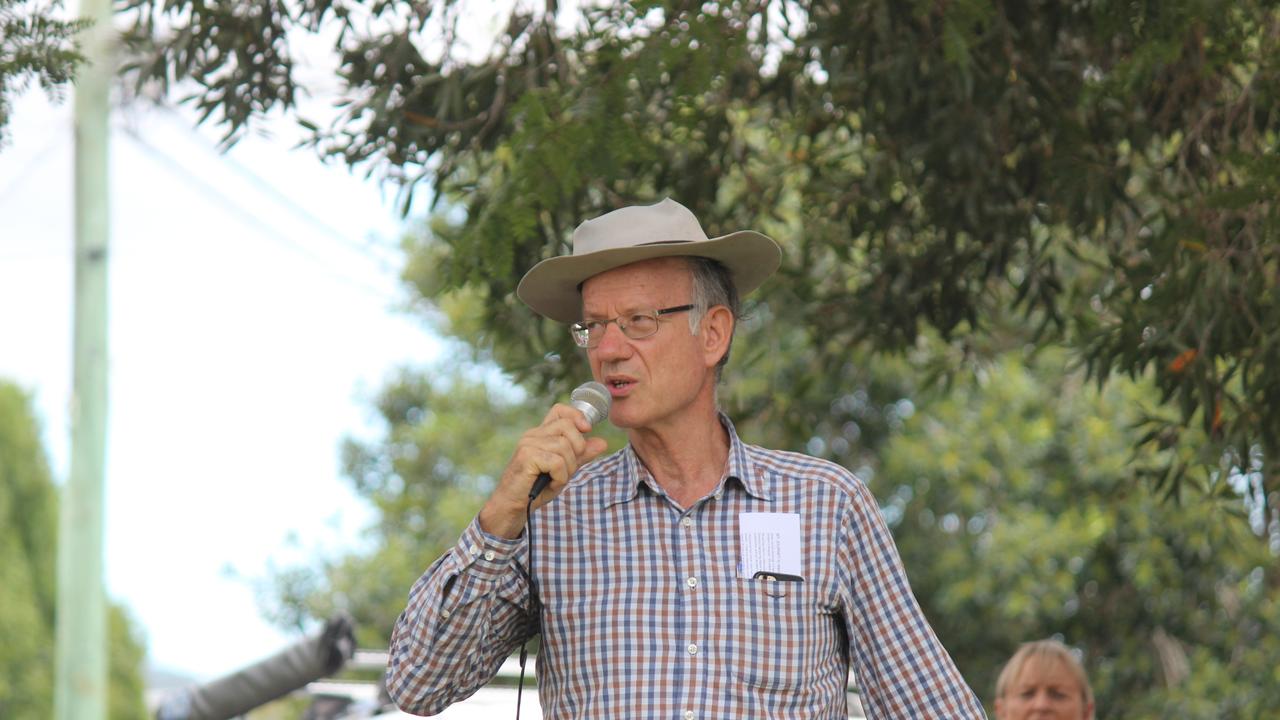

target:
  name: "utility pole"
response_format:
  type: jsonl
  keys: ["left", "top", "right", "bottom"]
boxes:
{"left": 55, "top": 0, "right": 113, "bottom": 717}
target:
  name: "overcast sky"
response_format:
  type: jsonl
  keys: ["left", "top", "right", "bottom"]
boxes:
{"left": 0, "top": 84, "right": 440, "bottom": 679}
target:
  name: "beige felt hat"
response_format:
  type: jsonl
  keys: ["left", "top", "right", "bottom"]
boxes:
{"left": 516, "top": 198, "right": 782, "bottom": 322}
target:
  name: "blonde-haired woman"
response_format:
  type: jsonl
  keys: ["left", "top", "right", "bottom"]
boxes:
{"left": 994, "top": 639, "right": 1094, "bottom": 720}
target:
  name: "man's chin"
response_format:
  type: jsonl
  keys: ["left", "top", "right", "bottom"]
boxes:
{"left": 607, "top": 405, "right": 646, "bottom": 431}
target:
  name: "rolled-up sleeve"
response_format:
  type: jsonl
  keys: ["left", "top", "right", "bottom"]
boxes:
{"left": 385, "top": 517, "right": 534, "bottom": 715}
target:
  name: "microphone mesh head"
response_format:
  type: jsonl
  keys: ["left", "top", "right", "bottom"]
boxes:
{"left": 570, "top": 381, "right": 611, "bottom": 426}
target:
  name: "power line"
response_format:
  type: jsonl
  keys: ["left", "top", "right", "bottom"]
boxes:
{"left": 0, "top": 109, "right": 411, "bottom": 308}
{"left": 120, "top": 124, "right": 404, "bottom": 305}
{"left": 152, "top": 104, "right": 402, "bottom": 275}
{"left": 0, "top": 114, "right": 71, "bottom": 208}
{"left": 4, "top": 91, "right": 415, "bottom": 303}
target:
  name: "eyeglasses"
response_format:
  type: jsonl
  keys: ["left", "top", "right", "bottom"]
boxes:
{"left": 570, "top": 304, "right": 695, "bottom": 348}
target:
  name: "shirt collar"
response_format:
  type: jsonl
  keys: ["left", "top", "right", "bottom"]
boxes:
{"left": 602, "top": 413, "right": 773, "bottom": 507}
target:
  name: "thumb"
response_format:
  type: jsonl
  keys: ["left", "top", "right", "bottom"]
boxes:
{"left": 582, "top": 437, "right": 609, "bottom": 463}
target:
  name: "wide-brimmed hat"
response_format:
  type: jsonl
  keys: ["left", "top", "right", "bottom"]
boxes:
{"left": 516, "top": 198, "right": 782, "bottom": 322}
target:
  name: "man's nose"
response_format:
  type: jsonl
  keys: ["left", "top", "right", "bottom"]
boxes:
{"left": 592, "top": 320, "right": 632, "bottom": 358}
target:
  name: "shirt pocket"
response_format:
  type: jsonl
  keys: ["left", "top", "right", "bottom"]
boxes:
{"left": 727, "top": 577, "right": 828, "bottom": 690}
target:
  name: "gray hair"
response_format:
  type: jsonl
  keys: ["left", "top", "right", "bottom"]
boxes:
{"left": 685, "top": 257, "right": 740, "bottom": 380}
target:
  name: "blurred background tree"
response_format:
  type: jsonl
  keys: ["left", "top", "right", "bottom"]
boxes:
{"left": 118, "top": 1, "right": 1280, "bottom": 716}
{"left": 0, "top": 0, "right": 85, "bottom": 145}
{"left": 257, "top": 361, "right": 555, "bottom": 644}
{"left": 0, "top": 381, "right": 149, "bottom": 719}
{"left": 875, "top": 348, "right": 1280, "bottom": 717}
{"left": 121, "top": 0, "right": 1280, "bottom": 493}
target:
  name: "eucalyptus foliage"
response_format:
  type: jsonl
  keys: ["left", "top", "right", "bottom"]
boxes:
{"left": 117, "top": 0, "right": 1280, "bottom": 714}
{"left": 0, "top": 0, "right": 85, "bottom": 144}
{"left": 122, "top": 0, "right": 1279, "bottom": 497}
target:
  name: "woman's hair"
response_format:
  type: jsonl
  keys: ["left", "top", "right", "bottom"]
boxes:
{"left": 996, "top": 639, "right": 1093, "bottom": 707}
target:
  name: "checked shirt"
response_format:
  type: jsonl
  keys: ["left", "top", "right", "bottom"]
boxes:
{"left": 387, "top": 416, "right": 986, "bottom": 719}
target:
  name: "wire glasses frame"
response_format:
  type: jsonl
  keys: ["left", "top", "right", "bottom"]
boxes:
{"left": 570, "top": 304, "right": 695, "bottom": 348}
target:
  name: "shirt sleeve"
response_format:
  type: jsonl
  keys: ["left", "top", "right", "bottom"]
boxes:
{"left": 837, "top": 480, "right": 988, "bottom": 718}
{"left": 385, "top": 516, "right": 536, "bottom": 715}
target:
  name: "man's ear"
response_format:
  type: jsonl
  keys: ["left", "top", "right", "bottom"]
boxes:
{"left": 700, "top": 305, "right": 733, "bottom": 369}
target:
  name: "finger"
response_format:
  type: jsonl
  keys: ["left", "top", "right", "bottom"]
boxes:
{"left": 544, "top": 434, "right": 582, "bottom": 486}
{"left": 542, "top": 435, "right": 606, "bottom": 487}
{"left": 542, "top": 402, "right": 599, "bottom": 435}
{"left": 529, "top": 414, "right": 589, "bottom": 457}
{"left": 530, "top": 447, "right": 573, "bottom": 496}
{"left": 532, "top": 445, "right": 568, "bottom": 476}
{"left": 510, "top": 409, "right": 602, "bottom": 502}
{"left": 582, "top": 437, "right": 609, "bottom": 464}
{"left": 541, "top": 402, "right": 584, "bottom": 426}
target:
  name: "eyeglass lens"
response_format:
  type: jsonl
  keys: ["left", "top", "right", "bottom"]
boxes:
{"left": 572, "top": 312, "right": 659, "bottom": 347}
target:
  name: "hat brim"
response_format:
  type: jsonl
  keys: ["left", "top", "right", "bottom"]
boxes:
{"left": 517, "top": 231, "right": 781, "bottom": 323}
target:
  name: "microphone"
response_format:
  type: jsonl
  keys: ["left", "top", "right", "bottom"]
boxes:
{"left": 528, "top": 381, "right": 611, "bottom": 499}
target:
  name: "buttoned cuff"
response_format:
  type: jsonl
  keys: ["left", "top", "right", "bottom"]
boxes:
{"left": 450, "top": 516, "right": 524, "bottom": 581}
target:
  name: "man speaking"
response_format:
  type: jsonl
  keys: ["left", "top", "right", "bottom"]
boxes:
{"left": 385, "top": 199, "right": 986, "bottom": 719}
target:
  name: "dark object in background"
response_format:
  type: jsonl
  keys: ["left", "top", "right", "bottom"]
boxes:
{"left": 156, "top": 614, "right": 355, "bottom": 720}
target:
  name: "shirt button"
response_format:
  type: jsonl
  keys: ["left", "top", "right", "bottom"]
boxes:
{"left": 681, "top": 517, "right": 694, "bottom": 528}
{"left": 468, "top": 545, "right": 480, "bottom": 556}
{"left": 686, "top": 576, "right": 698, "bottom": 589}
{"left": 441, "top": 609, "right": 451, "bottom": 619}
{"left": 684, "top": 712, "right": 695, "bottom": 720}
{"left": 687, "top": 643, "right": 698, "bottom": 655}
{"left": 483, "top": 550, "right": 496, "bottom": 561}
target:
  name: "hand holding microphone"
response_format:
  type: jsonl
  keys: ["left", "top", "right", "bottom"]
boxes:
{"left": 528, "top": 382, "right": 611, "bottom": 499}
{"left": 479, "top": 381, "right": 611, "bottom": 539}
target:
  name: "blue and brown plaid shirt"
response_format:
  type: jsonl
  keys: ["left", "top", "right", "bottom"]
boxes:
{"left": 387, "top": 416, "right": 986, "bottom": 719}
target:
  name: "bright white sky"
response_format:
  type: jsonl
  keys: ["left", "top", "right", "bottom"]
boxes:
{"left": 0, "top": 84, "right": 438, "bottom": 679}
{"left": 0, "top": 0, "right": 579, "bottom": 690}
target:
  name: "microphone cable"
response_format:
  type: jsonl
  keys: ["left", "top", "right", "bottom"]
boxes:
{"left": 515, "top": 494, "right": 542, "bottom": 720}
{"left": 511, "top": 382, "right": 608, "bottom": 719}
